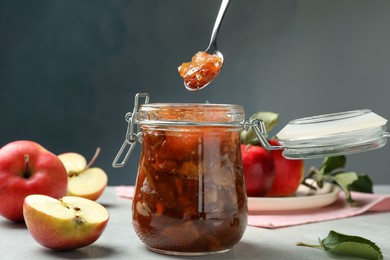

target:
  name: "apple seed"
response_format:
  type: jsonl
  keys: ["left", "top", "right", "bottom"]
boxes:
{"left": 59, "top": 199, "right": 70, "bottom": 209}
{"left": 59, "top": 199, "right": 82, "bottom": 212}
{"left": 57, "top": 199, "right": 87, "bottom": 225}
{"left": 68, "top": 170, "right": 79, "bottom": 178}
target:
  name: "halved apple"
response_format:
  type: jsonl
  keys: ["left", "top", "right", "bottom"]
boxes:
{"left": 58, "top": 152, "right": 87, "bottom": 173}
{"left": 23, "top": 194, "right": 109, "bottom": 250}
{"left": 58, "top": 148, "right": 108, "bottom": 201}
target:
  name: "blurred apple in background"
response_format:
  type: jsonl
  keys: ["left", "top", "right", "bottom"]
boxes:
{"left": 23, "top": 194, "right": 109, "bottom": 250}
{"left": 241, "top": 144, "right": 275, "bottom": 196}
{"left": 0, "top": 140, "right": 68, "bottom": 222}
{"left": 266, "top": 139, "right": 305, "bottom": 197}
{"left": 58, "top": 148, "right": 108, "bottom": 201}
{"left": 240, "top": 112, "right": 278, "bottom": 196}
{"left": 240, "top": 112, "right": 305, "bottom": 197}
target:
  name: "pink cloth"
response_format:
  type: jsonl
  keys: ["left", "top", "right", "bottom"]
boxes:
{"left": 116, "top": 186, "right": 135, "bottom": 199}
{"left": 115, "top": 186, "right": 390, "bottom": 229}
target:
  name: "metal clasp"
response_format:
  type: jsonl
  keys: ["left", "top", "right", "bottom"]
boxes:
{"left": 243, "top": 119, "right": 284, "bottom": 150}
{"left": 112, "top": 93, "right": 150, "bottom": 168}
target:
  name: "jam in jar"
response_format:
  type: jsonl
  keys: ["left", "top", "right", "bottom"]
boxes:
{"left": 131, "top": 102, "right": 247, "bottom": 255}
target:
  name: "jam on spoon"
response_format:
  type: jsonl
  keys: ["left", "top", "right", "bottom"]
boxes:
{"left": 178, "top": 0, "right": 231, "bottom": 91}
{"left": 178, "top": 52, "right": 223, "bottom": 91}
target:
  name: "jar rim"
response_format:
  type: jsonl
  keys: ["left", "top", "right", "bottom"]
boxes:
{"left": 135, "top": 102, "right": 245, "bottom": 126}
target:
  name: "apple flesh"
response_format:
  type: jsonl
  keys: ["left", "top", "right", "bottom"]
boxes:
{"left": 0, "top": 140, "right": 68, "bottom": 222}
{"left": 241, "top": 144, "right": 275, "bottom": 197}
{"left": 23, "top": 194, "right": 109, "bottom": 250}
{"left": 67, "top": 167, "right": 107, "bottom": 201}
{"left": 266, "top": 139, "right": 305, "bottom": 197}
{"left": 58, "top": 152, "right": 86, "bottom": 173}
{"left": 58, "top": 151, "right": 108, "bottom": 201}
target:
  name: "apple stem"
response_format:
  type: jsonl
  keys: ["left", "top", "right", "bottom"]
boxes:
{"left": 296, "top": 242, "right": 323, "bottom": 250}
{"left": 23, "top": 154, "right": 32, "bottom": 179}
{"left": 85, "top": 147, "right": 101, "bottom": 170}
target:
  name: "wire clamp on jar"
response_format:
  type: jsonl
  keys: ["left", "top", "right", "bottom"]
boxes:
{"left": 112, "top": 93, "right": 150, "bottom": 168}
{"left": 243, "top": 119, "right": 284, "bottom": 150}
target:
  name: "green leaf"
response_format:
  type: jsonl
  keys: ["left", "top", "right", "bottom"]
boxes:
{"left": 350, "top": 174, "right": 374, "bottom": 193}
{"left": 331, "top": 172, "right": 359, "bottom": 206}
{"left": 320, "top": 156, "right": 346, "bottom": 174}
{"left": 297, "top": 230, "right": 383, "bottom": 260}
{"left": 322, "top": 230, "right": 383, "bottom": 260}
{"left": 240, "top": 112, "right": 279, "bottom": 145}
{"left": 306, "top": 156, "right": 375, "bottom": 206}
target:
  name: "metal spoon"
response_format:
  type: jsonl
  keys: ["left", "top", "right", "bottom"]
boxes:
{"left": 184, "top": 0, "right": 232, "bottom": 91}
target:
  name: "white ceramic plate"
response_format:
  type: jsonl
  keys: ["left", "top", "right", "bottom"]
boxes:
{"left": 248, "top": 181, "right": 340, "bottom": 213}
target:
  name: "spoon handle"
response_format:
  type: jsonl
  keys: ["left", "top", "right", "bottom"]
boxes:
{"left": 207, "top": 0, "right": 231, "bottom": 51}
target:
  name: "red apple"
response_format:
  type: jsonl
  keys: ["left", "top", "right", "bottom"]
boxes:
{"left": 241, "top": 144, "right": 275, "bottom": 197}
{"left": 0, "top": 140, "right": 68, "bottom": 221}
{"left": 266, "top": 139, "right": 304, "bottom": 197}
{"left": 23, "top": 194, "right": 109, "bottom": 250}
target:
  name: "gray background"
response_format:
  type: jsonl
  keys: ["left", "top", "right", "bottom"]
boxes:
{"left": 1, "top": 0, "right": 389, "bottom": 185}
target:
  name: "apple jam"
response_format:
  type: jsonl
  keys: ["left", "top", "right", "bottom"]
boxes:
{"left": 178, "top": 51, "right": 223, "bottom": 90}
{"left": 132, "top": 103, "right": 247, "bottom": 255}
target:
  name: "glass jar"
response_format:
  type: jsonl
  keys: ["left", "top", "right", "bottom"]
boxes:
{"left": 116, "top": 94, "right": 248, "bottom": 255}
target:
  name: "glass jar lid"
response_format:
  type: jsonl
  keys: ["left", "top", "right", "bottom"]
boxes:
{"left": 276, "top": 109, "right": 389, "bottom": 159}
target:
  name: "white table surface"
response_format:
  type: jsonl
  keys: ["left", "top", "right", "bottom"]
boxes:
{"left": 1, "top": 186, "right": 389, "bottom": 259}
